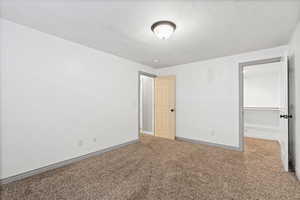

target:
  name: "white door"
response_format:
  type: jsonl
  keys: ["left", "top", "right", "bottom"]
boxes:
{"left": 279, "top": 56, "right": 291, "bottom": 171}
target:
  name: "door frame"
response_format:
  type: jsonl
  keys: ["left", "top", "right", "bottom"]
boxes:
{"left": 138, "top": 71, "right": 157, "bottom": 139}
{"left": 239, "top": 57, "right": 284, "bottom": 152}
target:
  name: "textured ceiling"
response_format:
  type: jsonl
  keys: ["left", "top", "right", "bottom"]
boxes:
{"left": 1, "top": 0, "right": 300, "bottom": 68}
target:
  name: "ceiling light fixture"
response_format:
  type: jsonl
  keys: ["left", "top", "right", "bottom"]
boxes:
{"left": 151, "top": 21, "right": 176, "bottom": 40}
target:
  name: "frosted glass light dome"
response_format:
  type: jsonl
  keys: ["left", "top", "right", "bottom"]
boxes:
{"left": 151, "top": 21, "right": 176, "bottom": 40}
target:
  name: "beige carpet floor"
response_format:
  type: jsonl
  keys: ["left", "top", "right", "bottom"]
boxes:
{"left": 1, "top": 135, "right": 300, "bottom": 200}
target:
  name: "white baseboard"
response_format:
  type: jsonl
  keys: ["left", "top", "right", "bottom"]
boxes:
{"left": 278, "top": 139, "right": 289, "bottom": 172}
{"left": 244, "top": 125, "right": 280, "bottom": 141}
{"left": 176, "top": 137, "right": 241, "bottom": 151}
{"left": 297, "top": 168, "right": 300, "bottom": 181}
{"left": 141, "top": 130, "right": 154, "bottom": 135}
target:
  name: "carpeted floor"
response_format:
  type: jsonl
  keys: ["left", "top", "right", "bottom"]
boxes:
{"left": 1, "top": 135, "right": 300, "bottom": 200}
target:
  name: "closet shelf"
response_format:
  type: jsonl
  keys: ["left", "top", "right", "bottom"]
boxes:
{"left": 244, "top": 107, "right": 280, "bottom": 111}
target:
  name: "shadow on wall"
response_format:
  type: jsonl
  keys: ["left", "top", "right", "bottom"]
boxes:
{"left": 288, "top": 54, "right": 296, "bottom": 171}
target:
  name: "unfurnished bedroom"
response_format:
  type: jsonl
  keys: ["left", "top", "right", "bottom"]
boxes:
{"left": 0, "top": 1, "right": 300, "bottom": 199}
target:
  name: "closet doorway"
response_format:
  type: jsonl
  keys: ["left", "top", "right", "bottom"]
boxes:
{"left": 239, "top": 57, "right": 291, "bottom": 171}
{"left": 139, "top": 72, "right": 156, "bottom": 136}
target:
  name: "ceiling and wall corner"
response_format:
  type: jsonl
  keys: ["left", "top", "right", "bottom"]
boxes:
{"left": 0, "top": 0, "right": 299, "bottom": 68}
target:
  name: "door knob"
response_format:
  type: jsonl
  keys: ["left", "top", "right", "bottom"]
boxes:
{"left": 170, "top": 109, "right": 175, "bottom": 112}
{"left": 280, "top": 114, "right": 292, "bottom": 119}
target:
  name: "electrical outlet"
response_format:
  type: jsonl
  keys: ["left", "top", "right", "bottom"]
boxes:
{"left": 93, "top": 138, "right": 97, "bottom": 142}
{"left": 78, "top": 140, "right": 83, "bottom": 147}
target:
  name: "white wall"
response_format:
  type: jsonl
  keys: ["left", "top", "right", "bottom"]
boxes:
{"left": 158, "top": 46, "right": 288, "bottom": 148}
{"left": 0, "top": 19, "right": 155, "bottom": 179}
{"left": 140, "top": 75, "right": 154, "bottom": 134}
{"left": 288, "top": 21, "right": 300, "bottom": 179}
{"left": 244, "top": 63, "right": 282, "bottom": 108}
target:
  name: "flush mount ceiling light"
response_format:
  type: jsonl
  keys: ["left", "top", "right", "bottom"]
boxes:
{"left": 151, "top": 21, "right": 176, "bottom": 40}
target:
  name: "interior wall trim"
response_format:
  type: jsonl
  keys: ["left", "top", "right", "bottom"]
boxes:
{"left": 141, "top": 130, "right": 154, "bottom": 135}
{"left": 176, "top": 137, "right": 241, "bottom": 151}
{"left": 0, "top": 139, "right": 139, "bottom": 185}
